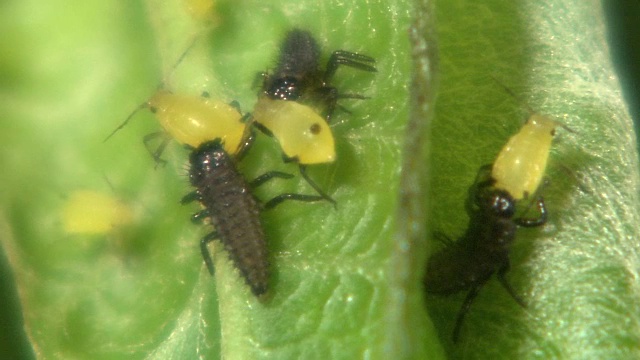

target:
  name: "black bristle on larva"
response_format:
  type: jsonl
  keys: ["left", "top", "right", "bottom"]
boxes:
{"left": 182, "top": 139, "right": 269, "bottom": 297}
{"left": 273, "top": 29, "right": 321, "bottom": 84}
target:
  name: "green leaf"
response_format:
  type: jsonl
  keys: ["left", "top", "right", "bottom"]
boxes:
{"left": 0, "top": 0, "right": 431, "bottom": 359}
{"left": 1, "top": 0, "right": 638, "bottom": 359}
{"left": 426, "top": 0, "right": 640, "bottom": 358}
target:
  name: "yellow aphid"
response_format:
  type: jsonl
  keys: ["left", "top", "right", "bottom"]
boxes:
{"left": 183, "top": 0, "right": 218, "bottom": 23}
{"left": 491, "top": 114, "right": 561, "bottom": 200}
{"left": 252, "top": 97, "right": 335, "bottom": 164}
{"left": 62, "top": 190, "right": 133, "bottom": 234}
{"left": 148, "top": 90, "right": 246, "bottom": 154}
{"left": 106, "top": 90, "right": 247, "bottom": 155}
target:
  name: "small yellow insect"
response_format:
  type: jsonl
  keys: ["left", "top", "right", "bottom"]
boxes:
{"left": 62, "top": 190, "right": 133, "bottom": 235}
{"left": 106, "top": 36, "right": 248, "bottom": 159}
{"left": 105, "top": 90, "right": 248, "bottom": 156}
{"left": 146, "top": 90, "right": 247, "bottom": 153}
{"left": 491, "top": 114, "right": 563, "bottom": 200}
{"left": 252, "top": 96, "right": 335, "bottom": 164}
{"left": 183, "top": 0, "right": 218, "bottom": 24}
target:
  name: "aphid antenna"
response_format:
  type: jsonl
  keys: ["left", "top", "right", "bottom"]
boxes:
{"left": 105, "top": 33, "right": 207, "bottom": 143}
{"left": 163, "top": 30, "right": 208, "bottom": 82}
{"left": 556, "top": 120, "right": 577, "bottom": 135}
{"left": 432, "top": 231, "right": 455, "bottom": 246}
{"left": 101, "top": 173, "right": 117, "bottom": 193}
{"left": 489, "top": 75, "right": 537, "bottom": 116}
{"left": 103, "top": 101, "right": 150, "bottom": 142}
{"left": 490, "top": 76, "right": 578, "bottom": 135}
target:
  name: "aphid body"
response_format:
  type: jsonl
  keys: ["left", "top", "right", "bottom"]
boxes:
{"left": 183, "top": 0, "right": 217, "bottom": 23}
{"left": 147, "top": 90, "right": 246, "bottom": 152}
{"left": 491, "top": 114, "right": 562, "bottom": 200}
{"left": 424, "top": 179, "right": 546, "bottom": 341}
{"left": 62, "top": 190, "right": 133, "bottom": 235}
{"left": 252, "top": 97, "right": 335, "bottom": 164}
{"left": 252, "top": 29, "right": 375, "bottom": 204}
{"left": 183, "top": 139, "right": 268, "bottom": 297}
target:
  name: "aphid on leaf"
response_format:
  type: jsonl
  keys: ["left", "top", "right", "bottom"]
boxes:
{"left": 491, "top": 114, "right": 566, "bottom": 200}
{"left": 62, "top": 190, "right": 133, "bottom": 235}
{"left": 182, "top": 138, "right": 325, "bottom": 297}
{"left": 252, "top": 97, "right": 335, "bottom": 165}
{"left": 253, "top": 28, "right": 376, "bottom": 205}
{"left": 105, "top": 90, "right": 247, "bottom": 164}
{"left": 105, "top": 38, "right": 247, "bottom": 165}
{"left": 183, "top": 0, "right": 218, "bottom": 24}
{"left": 489, "top": 79, "right": 572, "bottom": 201}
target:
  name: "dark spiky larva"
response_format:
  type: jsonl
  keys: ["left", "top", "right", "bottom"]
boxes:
{"left": 263, "top": 29, "right": 321, "bottom": 102}
{"left": 182, "top": 139, "right": 269, "bottom": 297}
{"left": 424, "top": 181, "right": 547, "bottom": 342}
{"left": 273, "top": 29, "right": 321, "bottom": 82}
{"left": 262, "top": 28, "right": 377, "bottom": 116}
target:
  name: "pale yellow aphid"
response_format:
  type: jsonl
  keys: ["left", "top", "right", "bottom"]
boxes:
{"left": 491, "top": 114, "right": 562, "bottom": 200}
{"left": 106, "top": 90, "right": 247, "bottom": 155}
{"left": 62, "top": 190, "right": 133, "bottom": 234}
{"left": 147, "top": 90, "right": 246, "bottom": 153}
{"left": 252, "top": 97, "right": 335, "bottom": 164}
{"left": 183, "top": 0, "right": 218, "bottom": 24}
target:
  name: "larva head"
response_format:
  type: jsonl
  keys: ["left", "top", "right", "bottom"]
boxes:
{"left": 188, "top": 139, "right": 229, "bottom": 185}
{"left": 478, "top": 188, "right": 516, "bottom": 219}
{"left": 253, "top": 97, "right": 335, "bottom": 164}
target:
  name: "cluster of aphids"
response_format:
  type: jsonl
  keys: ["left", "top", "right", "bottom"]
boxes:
{"left": 105, "top": 29, "right": 376, "bottom": 298}
{"left": 424, "top": 93, "right": 569, "bottom": 341}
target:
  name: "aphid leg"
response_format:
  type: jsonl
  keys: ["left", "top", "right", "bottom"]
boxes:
{"left": 252, "top": 71, "right": 268, "bottom": 90}
{"left": 235, "top": 126, "right": 256, "bottom": 161}
{"left": 319, "top": 86, "right": 339, "bottom": 122}
{"left": 452, "top": 284, "right": 483, "bottom": 343}
{"left": 263, "top": 193, "right": 326, "bottom": 210}
{"left": 515, "top": 196, "right": 547, "bottom": 227}
{"left": 329, "top": 93, "right": 371, "bottom": 120}
{"left": 228, "top": 99, "right": 241, "bottom": 112}
{"left": 433, "top": 231, "right": 455, "bottom": 246}
{"left": 143, "top": 131, "right": 171, "bottom": 168}
{"left": 252, "top": 121, "right": 274, "bottom": 137}
{"left": 337, "top": 93, "right": 370, "bottom": 100}
{"left": 316, "top": 87, "right": 370, "bottom": 122}
{"left": 299, "top": 165, "right": 337, "bottom": 208}
{"left": 191, "top": 209, "right": 210, "bottom": 223}
{"left": 200, "top": 231, "right": 219, "bottom": 275}
{"left": 497, "top": 261, "right": 526, "bottom": 308}
{"left": 250, "top": 171, "right": 294, "bottom": 188}
{"left": 324, "top": 50, "right": 377, "bottom": 83}
{"left": 180, "top": 191, "right": 200, "bottom": 204}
